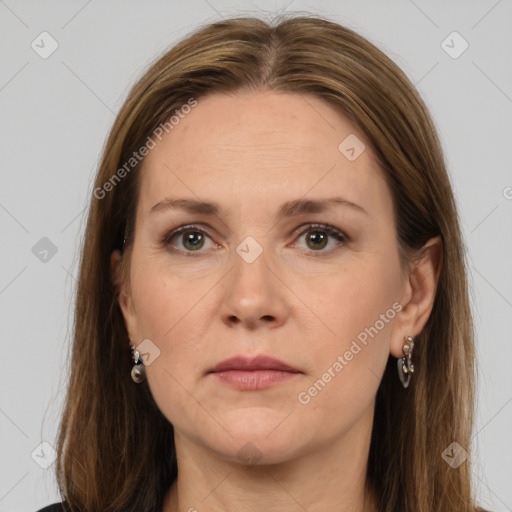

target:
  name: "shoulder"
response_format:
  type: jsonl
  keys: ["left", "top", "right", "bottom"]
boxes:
{"left": 35, "top": 502, "right": 70, "bottom": 512}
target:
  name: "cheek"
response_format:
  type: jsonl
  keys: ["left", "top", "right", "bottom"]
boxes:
{"left": 303, "top": 254, "right": 401, "bottom": 380}
{"left": 130, "top": 261, "right": 221, "bottom": 382}
{"left": 131, "top": 254, "right": 212, "bottom": 337}
{"left": 130, "top": 267, "right": 215, "bottom": 427}
{"left": 296, "top": 293, "right": 395, "bottom": 424}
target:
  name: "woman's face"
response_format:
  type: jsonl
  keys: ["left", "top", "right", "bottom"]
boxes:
{"left": 114, "top": 90, "right": 412, "bottom": 464}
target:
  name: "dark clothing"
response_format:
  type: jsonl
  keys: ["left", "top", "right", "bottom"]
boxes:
{"left": 36, "top": 500, "right": 492, "bottom": 512}
{"left": 35, "top": 504, "right": 69, "bottom": 512}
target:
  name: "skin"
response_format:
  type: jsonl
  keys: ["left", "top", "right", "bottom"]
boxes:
{"left": 111, "top": 90, "right": 441, "bottom": 512}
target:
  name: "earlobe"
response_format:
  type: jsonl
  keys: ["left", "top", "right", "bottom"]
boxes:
{"left": 390, "top": 236, "right": 443, "bottom": 358}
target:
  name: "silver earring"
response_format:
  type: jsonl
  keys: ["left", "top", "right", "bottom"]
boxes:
{"left": 397, "top": 335, "right": 415, "bottom": 388}
{"left": 130, "top": 339, "right": 146, "bottom": 383}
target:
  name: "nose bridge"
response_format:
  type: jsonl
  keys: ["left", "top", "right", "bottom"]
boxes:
{"left": 220, "top": 235, "right": 285, "bottom": 327}
{"left": 232, "top": 235, "right": 272, "bottom": 302}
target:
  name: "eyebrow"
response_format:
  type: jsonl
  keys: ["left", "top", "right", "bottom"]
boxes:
{"left": 150, "top": 197, "right": 368, "bottom": 219}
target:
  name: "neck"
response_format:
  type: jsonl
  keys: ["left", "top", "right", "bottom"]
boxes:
{"left": 163, "top": 407, "right": 378, "bottom": 512}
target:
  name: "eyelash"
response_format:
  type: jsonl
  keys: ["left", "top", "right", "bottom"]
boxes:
{"left": 160, "top": 223, "right": 347, "bottom": 257}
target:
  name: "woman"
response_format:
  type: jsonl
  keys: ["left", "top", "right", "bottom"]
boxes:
{"left": 37, "top": 14, "right": 490, "bottom": 512}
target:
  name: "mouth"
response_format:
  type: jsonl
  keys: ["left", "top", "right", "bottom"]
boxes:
{"left": 207, "top": 355, "right": 302, "bottom": 391}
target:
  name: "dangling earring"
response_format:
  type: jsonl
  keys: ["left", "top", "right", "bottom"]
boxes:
{"left": 397, "top": 335, "right": 415, "bottom": 388}
{"left": 130, "top": 338, "right": 146, "bottom": 383}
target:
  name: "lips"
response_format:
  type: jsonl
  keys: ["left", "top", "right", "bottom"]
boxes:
{"left": 208, "top": 355, "right": 300, "bottom": 374}
{"left": 208, "top": 355, "right": 301, "bottom": 391}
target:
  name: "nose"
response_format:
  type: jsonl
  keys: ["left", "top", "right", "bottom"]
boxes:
{"left": 219, "top": 242, "right": 288, "bottom": 330}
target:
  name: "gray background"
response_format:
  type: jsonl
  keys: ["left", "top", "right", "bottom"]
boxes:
{"left": 1, "top": 1, "right": 511, "bottom": 511}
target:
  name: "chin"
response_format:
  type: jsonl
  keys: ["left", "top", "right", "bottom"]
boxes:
{"left": 205, "top": 407, "right": 308, "bottom": 464}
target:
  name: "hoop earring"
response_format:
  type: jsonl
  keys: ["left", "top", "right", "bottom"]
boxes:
{"left": 130, "top": 338, "right": 146, "bottom": 383}
{"left": 397, "top": 335, "right": 415, "bottom": 389}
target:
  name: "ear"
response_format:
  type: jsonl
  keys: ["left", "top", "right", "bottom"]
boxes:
{"left": 110, "top": 249, "right": 138, "bottom": 342}
{"left": 390, "top": 236, "right": 443, "bottom": 358}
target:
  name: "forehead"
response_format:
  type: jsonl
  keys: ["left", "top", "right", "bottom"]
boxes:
{"left": 137, "top": 90, "right": 390, "bottom": 219}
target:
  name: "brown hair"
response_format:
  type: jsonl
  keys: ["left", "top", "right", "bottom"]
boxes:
{"left": 55, "top": 14, "right": 485, "bottom": 512}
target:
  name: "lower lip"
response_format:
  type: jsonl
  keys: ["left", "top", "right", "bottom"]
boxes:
{"left": 211, "top": 370, "right": 300, "bottom": 390}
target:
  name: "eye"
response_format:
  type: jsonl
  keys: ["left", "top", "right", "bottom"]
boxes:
{"left": 290, "top": 223, "right": 347, "bottom": 254}
{"left": 161, "top": 224, "right": 217, "bottom": 254}
{"left": 161, "top": 222, "right": 347, "bottom": 256}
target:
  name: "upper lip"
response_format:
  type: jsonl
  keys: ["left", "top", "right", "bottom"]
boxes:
{"left": 209, "top": 355, "right": 300, "bottom": 373}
